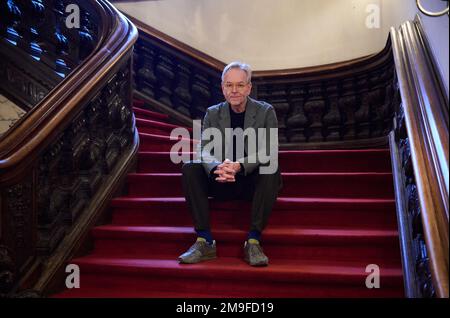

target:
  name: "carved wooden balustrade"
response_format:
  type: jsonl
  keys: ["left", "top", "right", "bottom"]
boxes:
{"left": 0, "top": 0, "right": 99, "bottom": 109}
{"left": 131, "top": 17, "right": 396, "bottom": 149}
{"left": 0, "top": 0, "right": 137, "bottom": 297}
{"left": 391, "top": 101, "right": 437, "bottom": 297}
{"left": 389, "top": 17, "right": 448, "bottom": 298}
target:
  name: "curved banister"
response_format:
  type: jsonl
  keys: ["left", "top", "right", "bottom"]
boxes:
{"left": 391, "top": 17, "right": 448, "bottom": 297}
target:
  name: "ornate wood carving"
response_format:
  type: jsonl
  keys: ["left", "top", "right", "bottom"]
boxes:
{"left": 0, "top": 0, "right": 100, "bottom": 109}
{"left": 0, "top": 57, "right": 51, "bottom": 107}
{"left": 0, "top": 245, "right": 40, "bottom": 298}
{"left": 391, "top": 18, "right": 448, "bottom": 297}
{"left": 2, "top": 178, "right": 35, "bottom": 270}
{"left": 0, "top": 0, "right": 137, "bottom": 297}
{"left": 0, "top": 245, "right": 15, "bottom": 297}
{"left": 393, "top": 88, "right": 436, "bottom": 297}
{"left": 37, "top": 134, "right": 68, "bottom": 255}
{"left": 399, "top": 141, "right": 436, "bottom": 297}
{"left": 255, "top": 64, "right": 395, "bottom": 144}
{"left": 134, "top": 33, "right": 223, "bottom": 121}
{"left": 35, "top": 61, "right": 133, "bottom": 254}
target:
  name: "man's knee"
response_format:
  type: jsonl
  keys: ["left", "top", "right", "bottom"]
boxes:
{"left": 255, "top": 166, "right": 282, "bottom": 190}
{"left": 257, "top": 166, "right": 281, "bottom": 179}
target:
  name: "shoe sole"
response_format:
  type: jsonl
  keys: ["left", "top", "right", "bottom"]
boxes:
{"left": 178, "top": 254, "right": 217, "bottom": 264}
{"left": 244, "top": 257, "right": 269, "bottom": 267}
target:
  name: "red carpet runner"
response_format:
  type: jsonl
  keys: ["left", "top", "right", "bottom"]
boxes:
{"left": 55, "top": 100, "right": 404, "bottom": 298}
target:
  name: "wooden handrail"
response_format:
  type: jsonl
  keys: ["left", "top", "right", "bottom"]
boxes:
{"left": 391, "top": 17, "right": 448, "bottom": 297}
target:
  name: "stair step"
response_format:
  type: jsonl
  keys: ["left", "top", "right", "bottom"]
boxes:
{"left": 54, "top": 289, "right": 217, "bottom": 298}
{"left": 138, "top": 132, "right": 198, "bottom": 151}
{"left": 52, "top": 99, "right": 404, "bottom": 298}
{"left": 126, "top": 172, "right": 394, "bottom": 199}
{"left": 110, "top": 196, "right": 398, "bottom": 230}
{"left": 133, "top": 107, "right": 170, "bottom": 121}
{"left": 136, "top": 118, "right": 192, "bottom": 136}
{"left": 91, "top": 225, "right": 401, "bottom": 264}
{"left": 67, "top": 256, "right": 404, "bottom": 297}
{"left": 137, "top": 149, "right": 392, "bottom": 173}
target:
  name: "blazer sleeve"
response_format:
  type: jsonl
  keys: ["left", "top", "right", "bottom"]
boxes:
{"left": 237, "top": 104, "right": 279, "bottom": 176}
{"left": 196, "top": 109, "right": 222, "bottom": 176}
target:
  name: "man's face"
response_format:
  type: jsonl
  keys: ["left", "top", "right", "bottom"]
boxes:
{"left": 221, "top": 68, "right": 252, "bottom": 108}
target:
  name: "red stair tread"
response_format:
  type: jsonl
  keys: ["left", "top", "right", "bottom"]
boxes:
{"left": 138, "top": 132, "right": 199, "bottom": 143}
{"left": 54, "top": 289, "right": 218, "bottom": 298}
{"left": 137, "top": 149, "right": 393, "bottom": 173}
{"left": 133, "top": 106, "right": 169, "bottom": 120}
{"left": 92, "top": 225, "right": 399, "bottom": 243}
{"left": 51, "top": 103, "right": 403, "bottom": 297}
{"left": 136, "top": 117, "right": 192, "bottom": 131}
{"left": 70, "top": 256, "right": 403, "bottom": 286}
{"left": 126, "top": 172, "right": 395, "bottom": 199}
{"left": 111, "top": 196, "right": 395, "bottom": 206}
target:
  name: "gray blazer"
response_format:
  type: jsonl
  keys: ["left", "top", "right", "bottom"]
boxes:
{"left": 197, "top": 97, "right": 279, "bottom": 176}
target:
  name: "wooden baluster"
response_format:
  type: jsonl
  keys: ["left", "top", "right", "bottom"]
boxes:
{"left": 303, "top": 84, "right": 325, "bottom": 142}
{"left": 135, "top": 43, "right": 157, "bottom": 98}
{"left": 323, "top": 83, "right": 341, "bottom": 141}
{"left": 339, "top": 79, "right": 357, "bottom": 140}
{"left": 155, "top": 54, "right": 175, "bottom": 106}
{"left": 52, "top": 0, "right": 70, "bottom": 77}
{"left": 286, "top": 94, "right": 308, "bottom": 143}
{"left": 1, "top": 0, "right": 22, "bottom": 45}
{"left": 191, "top": 73, "right": 211, "bottom": 118}
{"left": 78, "top": 10, "right": 94, "bottom": 60}
{"left": 27, "top": 0, "right": 45, "bottom": 60}
{"left": 355, "top": 76, "right": 371, "bottom": 138}
{"left": 382, "top": 67, "right": 396, "bottom": 135}
{"left": 173, "top": 63, "right": 192, "bottom": 116}
{"left": 368, "top": 87, "right": 385, "bottom": 137}
{"left": 210, "top": 80, "right": 223, "bottom": 107}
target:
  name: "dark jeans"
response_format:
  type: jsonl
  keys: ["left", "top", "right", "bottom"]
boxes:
{"left": 181, "top": 161, "right": 283, "bottom": 233}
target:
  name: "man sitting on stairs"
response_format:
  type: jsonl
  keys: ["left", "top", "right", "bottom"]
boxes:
{"left": 178, "top": 61, "right": 283, "bottom": 267}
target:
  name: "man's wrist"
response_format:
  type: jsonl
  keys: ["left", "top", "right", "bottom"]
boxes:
{"left": 210, "top": 166, "right": 218, "bottom": 178}
{"left": 235, "top": 162, "right": 245, "bottom": 174}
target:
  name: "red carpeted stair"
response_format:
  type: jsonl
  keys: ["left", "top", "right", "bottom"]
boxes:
{"left": 54, "top": 100, "right": 404, "bottom": 298}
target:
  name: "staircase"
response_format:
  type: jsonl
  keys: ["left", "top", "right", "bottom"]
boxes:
{"left": 54, "top": 100, "right": 404, "bottom": 298}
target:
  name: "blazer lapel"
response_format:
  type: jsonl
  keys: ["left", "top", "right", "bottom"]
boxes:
{"left": 218, "top": 102, "right": 230, "bottom": 132}
{"left": 244, "top": 98, "right": 257, "bottom": 130}
{"left": 218, "top": 102, "right": 230, "bottom": 160}
{"left": 218, "top": 98, "right": 257, "bottom": 160}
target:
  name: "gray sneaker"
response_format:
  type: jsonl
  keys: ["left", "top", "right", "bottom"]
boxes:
{"left": 244, "top": 241, "right": 269, "bottom": 266}
{"left": 178, "top": 238, "right": 217, "bottom": 264}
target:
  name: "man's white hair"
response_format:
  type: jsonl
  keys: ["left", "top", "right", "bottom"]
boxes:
{"left": 221, "top": 61, "right": 252, "bottom": 83}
